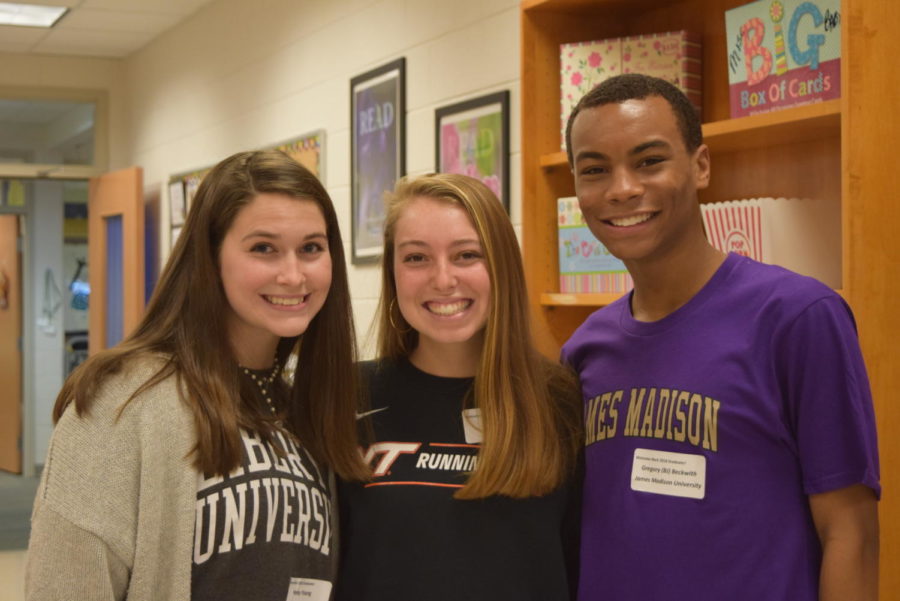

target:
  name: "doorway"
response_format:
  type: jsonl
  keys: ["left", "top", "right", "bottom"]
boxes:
{"left": 0, "top": 178, "right": 91, "bottom": 476}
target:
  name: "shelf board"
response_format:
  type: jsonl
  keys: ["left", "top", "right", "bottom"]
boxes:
{"left": 539, "top": 100, "right": 841, "bottom": 170}
{"left": 523, "top": 0, "right": 659, "bottom": 11}
{"left": 540, "top": 292, "right": 624, "bottom": 307}
{"left": 540, "top": 151, "right": 569, "bottom": 170}
{"left": 703, "top": 99, "right": 841, "bottom": 154}
{"left": 543, "top": 287, "right": 841, "bottom": 307}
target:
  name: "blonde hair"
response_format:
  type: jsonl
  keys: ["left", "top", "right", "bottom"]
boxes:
{"left": 376, "top": 173, "right": 581, "bottom": 498}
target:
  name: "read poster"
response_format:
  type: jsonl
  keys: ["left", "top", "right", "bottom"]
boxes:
{"left": 352, "top": 70, "right": 401, "bottom": 261}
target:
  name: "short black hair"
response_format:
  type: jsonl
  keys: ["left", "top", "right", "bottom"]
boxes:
{"left": 565, "top": 73, "right": 702, "bottom": 166}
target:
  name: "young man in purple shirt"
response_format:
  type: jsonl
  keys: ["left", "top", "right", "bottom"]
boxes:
{"left": 562, "top": 74, "right": 880, "bottom": 601}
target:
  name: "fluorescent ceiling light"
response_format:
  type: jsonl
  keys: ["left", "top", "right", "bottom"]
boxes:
{"left": 0, "top": 2, "right": 68, "bottom": 28}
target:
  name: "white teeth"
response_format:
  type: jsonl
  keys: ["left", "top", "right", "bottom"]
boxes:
{"left": 426, "top": 300, "right": 471, "bottom": 316}
{"left": 266, "top": 295, "right": 304, "bottom": 306}
{"left": 610, "top": 213, "right": 654, "bottom": 227}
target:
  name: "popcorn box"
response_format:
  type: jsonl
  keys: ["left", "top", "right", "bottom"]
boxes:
{"left": 725, "top": 0, "right": 841, "bottom": 118}
{"left": 700, "top": 201, "right": 764, "bottom": 261}
{"left": 558, "top": 197, "right": 633, "bottom": 293}
{"left": 701, "top": 197, "right": 841, "bottom": 288}
{"left": 560, "top": 31, "right": 702, "bottom": 150}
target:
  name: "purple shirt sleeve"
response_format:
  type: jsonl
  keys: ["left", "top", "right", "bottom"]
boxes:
{"left": 777, "top": 295, "right": 881, "bottom": 498}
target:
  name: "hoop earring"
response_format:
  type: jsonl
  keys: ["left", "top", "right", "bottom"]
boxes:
{"left": 389, "top": 298, "right": 412, "bottom": 333}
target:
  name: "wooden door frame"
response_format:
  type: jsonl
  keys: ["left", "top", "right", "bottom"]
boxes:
{"left": 0, "top": 214, "right": 22, "bottom": 474}
{"left": 0, "top": 203, "right": 36, "bottom": 477}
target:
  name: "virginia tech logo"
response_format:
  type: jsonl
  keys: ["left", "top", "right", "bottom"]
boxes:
{"left": 363, "top": 442, "right": 421, "bottom": 476}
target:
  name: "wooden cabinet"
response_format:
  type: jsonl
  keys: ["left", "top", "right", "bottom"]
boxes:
{"left": 520, "top": 0, "right": 899, "bottom": 594}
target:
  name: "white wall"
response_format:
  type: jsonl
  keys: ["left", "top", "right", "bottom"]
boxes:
{"left": 30, "top": 180, "right": 64, "bottom": 462}
{"left": 118, "top": 0, "right": 522, "bottom": 356}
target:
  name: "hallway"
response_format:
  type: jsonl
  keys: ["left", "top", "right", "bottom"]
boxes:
{"left": 0, "top": 472, "right": 38, "bottom": 551}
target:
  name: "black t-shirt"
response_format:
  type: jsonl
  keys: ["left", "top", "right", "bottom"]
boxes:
{"left": 336, "top": 358, "right": 580, "bottom": 601}
{"left": 192, "top": 374, "right": 335, "bottom": 601}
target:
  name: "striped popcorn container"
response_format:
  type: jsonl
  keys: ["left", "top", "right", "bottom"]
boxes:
{"left": 700, "top": 201, "right": 763, "bottom": 261}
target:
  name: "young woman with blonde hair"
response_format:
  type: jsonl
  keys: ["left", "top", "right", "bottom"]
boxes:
{"left": 336, "top": 173, "right": 582, "bottom": 600}
{"left": 26, "top": 150, "right": 367, "bottom": 601}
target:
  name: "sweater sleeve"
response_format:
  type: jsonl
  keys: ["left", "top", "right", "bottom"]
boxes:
{"left": 24, "top": 387, "right": 141, "bottom": 601}
{"left": 24, "top": 357, "right": 195, "bottom": 601}
{"left": 25, "top": 503, "right": 130, "bottom": 601}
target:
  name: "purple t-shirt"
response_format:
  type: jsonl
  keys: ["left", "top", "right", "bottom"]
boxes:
{"left": 562, "top": 253, "right": 880, "bottom": 601}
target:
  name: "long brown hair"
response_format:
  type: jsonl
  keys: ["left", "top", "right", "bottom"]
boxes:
{"left": 54, "top": 150, "right": 368, "bottom": 480}
{"left": 377, "top": 173, "right": 581, "bottom": 498}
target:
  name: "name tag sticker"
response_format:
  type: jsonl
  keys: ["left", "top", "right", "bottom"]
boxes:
{"left": 286, "top": 578, "right": 332, "bottom": 601}
{"left": 462, "top": 408, "right": 483, "bottom": 444}
{"left": 630, "top": 448, "right": 706, "bottom": 499}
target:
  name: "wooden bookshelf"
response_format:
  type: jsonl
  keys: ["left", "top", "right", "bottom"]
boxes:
{"left": 520, "top": 0, "right": 900, "bottom": 594}
{"left": 540, "top": 292, "right": 622, "bottom": 307}
{"left": 521, "top": 0, "right": 843, "bottom": 350}
{"left": 540, "top": 99, "right": 841, "bottom": 170}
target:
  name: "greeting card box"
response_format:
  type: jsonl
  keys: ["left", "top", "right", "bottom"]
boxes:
{"left": 558, "top": 197, "right": 633, "bottom": 293}
{"left": 560, "top": 31, "right": 702, "bottom": 150}
{"left": 725, "top": 0, "right": 841, "bottom": 118}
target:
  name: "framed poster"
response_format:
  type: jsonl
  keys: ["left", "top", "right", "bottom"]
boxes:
{"left": 168, "top": 180, "right": 186, "bottom": 227}
{"left": 170, "top": 225, "right": 182, "bottom": 251}
{"left": 273, "top": 129, "right": 326, "bottom": 182}
{"left": 350, "top": 57, "right": 406, "bottom": 264}
{"left": 183, "top": 171, "right": 205, "bottom": 211}
{"left": 167, "top": 167, "right": 209, "bottom": 256}
{"left": 435, "top": 90, "right": 510, "bottom": 211}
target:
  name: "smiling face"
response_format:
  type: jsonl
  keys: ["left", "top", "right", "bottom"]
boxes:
{"left": 219, "top": 192, "right": 332, "bottom": 367}
{"left": 570, "top": 95, "right": 710, "bottom": 268}
{"left": 392, "top": 196, "right": 491, "bottom": 362}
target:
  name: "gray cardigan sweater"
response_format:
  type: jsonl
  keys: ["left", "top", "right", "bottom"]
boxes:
{"left": 26, "top": 357, "right": 198, "bottom": 600}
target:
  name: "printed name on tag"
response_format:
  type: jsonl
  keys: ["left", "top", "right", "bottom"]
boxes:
{"left": 630, "top": 448, "right": 706, "bottom": 500}
{"left": 462, "top": 408, "right": 483, "bottom": 444}
{"left": 286, "top": 577, "right": 332, "bottom": 601}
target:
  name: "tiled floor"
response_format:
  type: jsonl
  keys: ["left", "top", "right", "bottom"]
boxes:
{"left": 0, "top": 471, "right": 37, "bottom": 600}
{"left": 0, "top": 472, "right": 39, "bottom": 551}
{"left": 0, "top": 550, "right": 26, "bottom": 601}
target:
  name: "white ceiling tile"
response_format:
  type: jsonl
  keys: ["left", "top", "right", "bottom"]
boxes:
{"left": 79, "top": 0, "right": 213, "bottom": 17}
{"left": 0, "top": 41, "right": 28, "bottom": 52}
{"left": 56, "top": 8, "right": 180, "bottom": 33}
{"left": 12, "top": 0, "right": 81, "bottom": 8}
{"left": 0, "top": 23, "right": 50, "bottom": 50}
{"left": 1, "top": 0, "right": 214, "bottom": 58}
{"left": 33, "top": 26, "right": 155, "bottom": 57}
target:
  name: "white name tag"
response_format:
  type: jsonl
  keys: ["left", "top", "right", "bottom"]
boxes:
{"left": 630, "top": 448, "right": 706, "bottom": 499}
{"left": 462, "top": 408, "right": 483, "bottom": 444}
{"left": 286, "top": 578, "right": 332, "bottom": 601}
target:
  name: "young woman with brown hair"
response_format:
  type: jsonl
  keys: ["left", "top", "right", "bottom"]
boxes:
{"left": 336, "top": 173, "right": 583, "bottom": 600}
{"left": 26, "top": 150, "right": 367, "bottom": 601}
